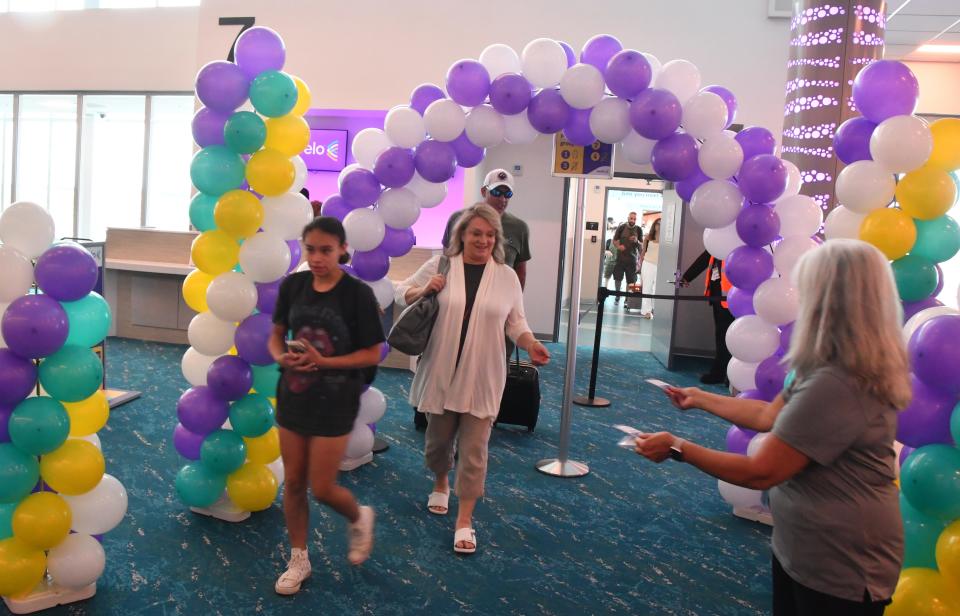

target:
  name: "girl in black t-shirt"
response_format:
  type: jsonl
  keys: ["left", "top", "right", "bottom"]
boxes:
{"left": 268, "top": 217, "right": 385, "bottom": 595}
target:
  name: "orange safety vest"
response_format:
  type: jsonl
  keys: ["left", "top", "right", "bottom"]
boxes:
{"left": 704, "top": 257, "right": 731, "bottom": 309}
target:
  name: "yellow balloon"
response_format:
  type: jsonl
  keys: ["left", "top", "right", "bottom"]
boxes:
{"left": 12, "top": 492, "right": 71, "bottom": 550}
{"left": 290, "top": 76, "right": 312, "bottom": 116}
{"left": 887, "top": 568, "right": 960, "bottom": 616}
{"left": 245, "top": 148, "right": 295, "bottom": 197}
{"left": 859, "top": 207, "right": 917, "bottom": 260}
{"left": 214, "top": 190, "right": 264, "bottom": 239}
{"left": 40, "top": 440, "right": 105, "bottom": 496}
{"left": 190, "top": 229, "right": 240, "bottom": 276}
{"left": 928, "top": 118, "right": 960, "bottom": 172}
{"left": 896, "top": 166, "right": 958, "bottom": 221}
{"left": 64, "top": 390, "right": 109, "bottom": 437}
{"left": 0, "top": 538, "right": 47, "bottom": 597}
{"left": 244, "top": 426, "right": 280, "bottom": 464}
{"left": 226, "top": 463, "right": 278, "bottom": 512}
{"left": 264, "top": 115, "right": 311, "bottom": 157}
{"left": 936, "top": 520, "right": 960, "bottom": 587}
{"left": 182, "top": 269, "right": 214, "bottom": 313}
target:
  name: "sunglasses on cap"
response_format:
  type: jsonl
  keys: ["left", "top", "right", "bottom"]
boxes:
{"left": 489, "top": 186, "right": 513, "bottom": 198}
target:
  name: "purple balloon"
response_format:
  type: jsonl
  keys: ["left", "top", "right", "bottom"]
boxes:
{"left": 934, "top": 264, "right": 944, "bottom": 296}
{"left": 414, "top": 140, "right": 457, "bottom": 183}
{"left": 340, "top": 168, "right": 382, "bottom": 208}
{"left": 675, "top": 166, "right": 710, "bottom": 202}
{"left": 0, "top": 349, "right": 37, "bottom": 407}
{"left": 736, "top": 203, "right": 781, "bottom": 247}
{"left": 903, "top": 298, "right": 944, "bottom": 323}
{"left": 452, "top": 132, "right": 485, "bottom": 168}
{"left": 629, "top": 88, "right": 682, "bottom": 140}
{"left": 738, "top": 154, "right": 788, "bottom": 204}
{"left": 0, "top": 404, "right": 11, "bottom": 443}
{"left": 726, "top": 425, "right": 757, "bottom": 455}
{"left": 527, "top": 89, "right": 573, "bottom": 135}
{"left": 255, "top": 280, "right": 281, "bottom": 315}
{"left": 380, "top": 226, "right": 416, "bottom": 258}
{"left": 737, "top": 389, "right": 767, "bottom": 402}
{"left": 320, "top": 194, "right": 352, "bottom": 221}
{"left": 735, "top": 127, "right": 776, "bottom": 162}
{"left": 702, "top": 85, "right": 737, "bottom": 128}
{"left": 852, "top": 60, "right": 919, "bottom": 123}
{"left": 373, "top": 147, "right": 416, "bottom": 188}
{"left": 1, "top": 295, "right": 68, "bottom": 359}
{"left": 176, "top": 386, "right": 230, "bottom": 435}
{"left": 778, "top": 322, "right": 794, "bottom": 354}
{"left": 34, "top": 243, "right": 99, "bottom": 302}
{"left": 410, "top": 84, "right": 446, "bottom": 116}
{"left": 206, "top": 355, "right": 253, "bottom": 401}
{"left": 897, "top": 375, "right": 957, "bottom": 447}
{"left": 379, "top": 341, "right": 390, "bottom": 362}
{"left": 899, "top": 445, "right": 916, "bottom": 468}
{"left": 234, "top": 27, "right": 286, "bottom": 80}
{"left": 725, "top": 246, "right": 774, "bottom": 292}
{"left": 833, "top": 117, "right": 877, "bottom": 165}
{"left": 651, "top": 132, "right": 699, "bottom": 182}
{"left": 558, "top": 41, "right": 577, "bottom": 68}
{"left": 173, "top": 423, "right": 205, "bottom": 461}
{"left": 195, "top": 61, "right": 249, "bottom": 113}
{"left": 235, "top": 313, "right": 275, "bottom": 366}
{"left": 192, "top": 108, "right": 230, "bottom": 148}
{"left": 605, "top": 50, "right": 652, "bottom": 99}
{"left": 580, "top": 34, "right": 623, "bottom": 76}
{"left": 755, "top": 355, "right": 788, "bottom": 400}
{"left": 446, "top": 60, "right": 490, "bottom": 108}
{"left": 351, "top": 249, "right": 390, "bottom": 282}
{"left": 340, "top": 263, "right": 357, "bottom": 278}
{"left": 909, "top": 315, "right": 960, "bottom": 397}
{"left": 726, "top": 287, "right": 756, "bottom": 318}
{"left": 562, "top": 109, "right": 597, "bottom": 146}
{"left": 489, "top": 73, "right": 533, "bottom": 116}
{"left": 286, "top": 240, "right": 302, "bottom": 274}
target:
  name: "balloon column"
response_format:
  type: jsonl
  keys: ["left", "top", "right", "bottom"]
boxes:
{"left": 0, "top": 201, "right": 125, "bottom": 600}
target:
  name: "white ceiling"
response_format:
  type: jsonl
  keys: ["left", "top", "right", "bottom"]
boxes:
{"left": 885, "top": 0, "right": 960, "bottom": 62}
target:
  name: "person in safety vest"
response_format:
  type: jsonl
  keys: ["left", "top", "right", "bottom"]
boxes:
{"left": 681, "top": 250, "right": 733, "bottom": 385}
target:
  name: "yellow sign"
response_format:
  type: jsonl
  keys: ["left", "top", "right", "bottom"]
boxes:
{"left": 551, "top": 134, "right": 614, "bottom": 178}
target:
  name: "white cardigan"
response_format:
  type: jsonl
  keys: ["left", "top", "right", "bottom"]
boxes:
{"left": 394, "top": 254, "right": 532, "bottom": 420}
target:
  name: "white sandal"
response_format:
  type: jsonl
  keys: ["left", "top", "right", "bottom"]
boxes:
{"left": 427, "top": 491, "right": 449, "bottom": 515}
{"left": 453, "top": 527, "right": 477, "bottom": 554}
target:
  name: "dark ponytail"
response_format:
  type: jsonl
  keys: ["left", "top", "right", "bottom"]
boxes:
{"left": 301, "top": 217, "right": 350, "bottom": 264}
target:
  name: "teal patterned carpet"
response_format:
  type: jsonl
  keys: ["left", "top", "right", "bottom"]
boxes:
{"left": 39, "top": 338, "right": 772, "bottom": 615}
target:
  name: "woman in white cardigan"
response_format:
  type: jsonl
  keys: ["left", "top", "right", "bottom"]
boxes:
{"left": 395, "top": 203, "right": 550, "bottom": 554}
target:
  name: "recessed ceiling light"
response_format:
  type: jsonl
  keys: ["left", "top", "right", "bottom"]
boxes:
{"left": 917, "top": 44, "right": 960, "bottom": 54}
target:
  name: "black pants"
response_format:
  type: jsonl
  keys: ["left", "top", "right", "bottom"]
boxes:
{"left": 708, "top": 301, "right": 735, "bottom": 377}
{"left": 612, "top": 261, "right": 637, "bottom": 296}
{"left": 772, "top": 554, "right": 889, "bottom": 616}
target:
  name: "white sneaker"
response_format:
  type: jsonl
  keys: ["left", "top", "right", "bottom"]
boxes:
{"left": 347, "top": 506, "right": 375, "bottom": 565}
{"left": 275, "top": 548, "right": 311, "bottom": 595}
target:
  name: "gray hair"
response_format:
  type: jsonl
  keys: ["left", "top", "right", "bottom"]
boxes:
{"left": 444, "top": 203, "right": 506, "bottom": 264}
{"left": 785, "top": 239, "right": 912, "bottom": 410}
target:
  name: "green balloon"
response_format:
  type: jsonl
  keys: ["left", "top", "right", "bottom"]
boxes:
{"left": 901, "top": 444, "right": 960, "bottom": 520}
{"left": 175, "top": 462, "right": 226, "bottom": 508}
{"left": 912, "top": 215, "right": 960, "bottom": 264}
{"left": 9, "top": 397, "right": 69, "bottom": 455}
{"left": 224, "top": 111, "right": 267, "bottom": 154}
{"left": 950, "top": 401, "right": 960, "bottom": 447}
{"left": 38, "top": 345, "right": 103, "bottom": 403}
{"left": 0, "top": 502, "right": 14, "bottom": 540}
{"left": 189, "top": 145, "right": 245, "bottom": 197}
{"left": 251, "top": 364, "right": 280, "bottom": 397}
{"left": 189, "top": 193, "right": 218, "bottom": 232}
{"left": 901, "top": 493, "right": 948, "bottom": 569}
{"left": 249, "top": 70, "right": 297, "bottom": 118}
{"left": 62, "top": 292, "right": 111, "bottom": 348}
{"left": 891, "top": 254, "right": 938, "bottom": 302}
{"left": 200, "top": 429, "right": 247, "bottom": 474}
{"left": 0, "top": 443, "right": 40, "bottom": 504}
{"left": 783, "top": 369, "right": 797, "bottom": 392}
{"left": 229, "top": 393, "right": 275, "bottom": 437}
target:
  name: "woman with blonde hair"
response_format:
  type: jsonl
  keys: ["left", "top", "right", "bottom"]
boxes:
{"left": 634, "top": 239, "right": 910, "bottom": 615}
{"left": 395, "top": 203, "right": 550, "bottom": 554}
{"left": 639, "top": 217, "right": 660, "bottom": 318}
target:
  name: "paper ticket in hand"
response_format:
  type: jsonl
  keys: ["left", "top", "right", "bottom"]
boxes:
{"left": 614, "top": 424, "right": 643, "bottom": 449}
{"left": 645, "top": 378, "right": 674, "bottom": 391}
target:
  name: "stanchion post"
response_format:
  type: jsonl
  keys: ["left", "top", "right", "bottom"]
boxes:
{"left": 573, "top": 286, "right": 610, "bottom": 407}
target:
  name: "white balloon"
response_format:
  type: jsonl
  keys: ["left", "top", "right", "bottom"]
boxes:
{"left": 689, "top": 180, "right": 744, "bottom": 229}
{"left": 823, "top": 206, "right": 865, "bottom": 241}
{"left": 206, "top": 271, "right": 257, "bottom": 322}
{"left": 780, "top": 160, "right": 802, "bottom": 199}
{"left": 377, "top": 188, "right": 421, "bottom": 229}
{"left": 718, "top": 479, "right": 763, "bottom": 509}
{"left": 366, "top": 277, "right": 396, "bottom": 310}
{"left": 344, "top": 424, "right": 374, "bottom": 459}
{"left": 703, "top": 222, "right": 744, "bottom": 260}
{"left": 187, "top": 312, "right": 237, "bottom": 356}
{"left": 753, "top": 277, "right": 800, "bottom": 325}
{"left": 774, "top": 236, "right": 818, "bottom": 278}
{"left": 343, "top": 208, "right": 386, "bottom": 251}
{"left": 655, "top": 59, "right": 701, "bottom": 104}
{"left": 621, "top": 130, "right": 656, "bottom": 164}
{"left": 503, "top": 111, "right": 540, "bottom": 145}
{"left": 62, "top": 474, "right": 128, "bottom": 535}
{"left": 726, "top": 315, "right": 781, "bottom": 363}
{"left": 47, "top": 534, "right": 106, "bottom": 590}
{"left": 559, "top": 63, "right": 605, "bottom": 109}
{"left": 521, "top": 38, "right": 568, "bottom": 89}
{"left": 728, "top": 358, "right": 759, "bottom": 392}
{"left": 423, "top": 99, "right": 466, "bottom": 142}
{"left": 479, "top": 43, "right": 522, "bottom": 78}
{"left": 698, "top": 132, "right": 743, "bottom": 180}
{"left": 904, "top": 306, "right": 959, "bottom": 342}
{"left": 835, "top": 160, "right": 895, "bottom": 214}
{"left": 352, "top": 128, "right": 392, "bottom": 169}
{"left": 0, "top": 302, "right": 8, "bottom": 348}
{"left": 384, "top": 105, "right": 426, "bottom": 149}
{"left": 464, "top": 104, "right": 505, "bottom": 148}
{"left": 290, "top": 155, "right": 308, "bottom": 194}
{"left": 267, "top": 457, "right": 285, "bottom": 486}
{"left": 0, "top": 201, "right": 56, "bottom": 259}
{"left": 261, "top": 192, "right": 313, "bottom": 241}
{"left": 746, "top": 432, "right": 770, "bottom": 457}
{"left": 357, "top": 387, "right": 387, "bottom": 424}
{"left": 406, "top": 173, "right": 447, "bottom": 208}
{"left": 0, "top": 245, "right": 34, "bottom": 303}
{"left": 589, "top": 97, "right": 631, "bottom": 144}
{"left": 338, "top": 163, "right": 362, "bottom": 187}
{"left": 71, "top": 433, "right": 101, "bottom": 450}
{"left": 681, "top": 91, "right": 727, "bottom": 140}
{"left": 870, "top": 114, "right": 933, "bottom": 174}
{"left": 641, "top": 53, "right": 662, "bottom": 83}
{"left": 181, "top": 347, "right": 219, "bottom": 387}
{"left": 239, "top": 232, "right": 291, "bottom": 283}
{"left": 774, "top": 195, "right": 823, "bottom": 238}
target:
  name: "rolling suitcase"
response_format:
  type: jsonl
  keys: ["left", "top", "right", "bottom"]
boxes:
{"left": 495, "top": 349, "right": 541, "bottom": 432}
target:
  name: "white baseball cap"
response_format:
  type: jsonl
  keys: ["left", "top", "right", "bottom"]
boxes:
{"left": 482, "top": 169, "right": 515, "bottom": 192}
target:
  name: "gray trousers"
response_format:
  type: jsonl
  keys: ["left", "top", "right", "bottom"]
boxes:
{"left": 424, "top": 411, "right": 494, "bottom": 501}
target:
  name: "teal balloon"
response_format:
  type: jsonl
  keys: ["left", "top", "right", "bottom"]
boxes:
{"left": 38, "top": 345, "right": 103, "bottom": 403}
{"left": 8, "top": 397, "right": 69, "bottom": 455}
{"left": 229, "top": 393, "right": 275, "bottom": 437}
{"left": 251, "top": 364, "right": 280, "bottom": 397}
{"left": 0, "top": 443, "right": 40, "bottom": 504}
{"left": 62, "top": 292, "right": 111, "bottom": 348}
{"left": 783, "top": 369, "right": 797, "bottom": 391}
{"left": 189, "top": 193, "right": 218, "bottom": 232}
{"left": 224, "top": 111, "right": 266, "bottom": 154}
{"left": 0, "top": 502, "right": 14, "bottom": 539}
{"left": 891, "top": 254, "right": 938, "bottom": 302}
{"left": 175, "top": 462, "right": 226, "bottom": 508}
{"left": 901, "top": 492, "right": 948, "bottom": 569}
{"left": 189, "top": 145, "right": 245, "bottom": 196}
{"left": 912, "top": 215, "right": 960, "bottom": 264}
{"left": 248, "top": 70, "right": 297, "bottom": 118}
{"left": 901, "top": 444, "right": 960, "bottom": 520}
{"left": 200, "top": 429, "right": 247, "bottom": 474}
{"left": 950, "top": 402, "right": 960, "bottom": 446}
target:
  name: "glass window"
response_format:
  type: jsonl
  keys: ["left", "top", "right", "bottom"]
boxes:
{"left": 99, "top": 0, "right": 157, "bottom": 8}
{"left": 145, "top": 95, "right": 194, "bottom": 231}
{"left": 16, "top": 95, "right": 78, "bottom": 238}
{"left": 0, "top": 95, "right": 13, "bottom": 208}
{"left": 159, "top": 0, "right": 200, "bottom": 6}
